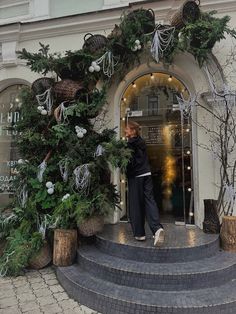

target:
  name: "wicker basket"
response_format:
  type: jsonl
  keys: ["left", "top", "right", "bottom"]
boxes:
{"left": 170, "top": 0, "right": 200, "bottom": 29}
{"left": 78, "top": 216, "right": 104, "bottom": 237}
{"left": 31, "top": 77, "right": 54, "bottom": 95}
{"left": 126, "top": 9, "right": 155, "bottom": 34}
{"left": 83, "top": 33, "right": 108, "bottom": 54}
{"left": 28, "top": 241, "right": 52, "bottom": 270}
{"left": 53, "top": 79, "right": 85, "bottom": 103}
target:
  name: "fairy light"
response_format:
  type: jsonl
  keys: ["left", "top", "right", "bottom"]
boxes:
{"left": 189, "top": 212, "right": 194, "bottom": 217}
{"left": 122, "top": 137, "right": 125, "bottom": 140}
{"left": 15, "top": 98, "right": 19, "bottom": 103}
{"left": 122, "top": 117, "right": 126, "bottom": 121}
{"left": 187, "top": 188, "right": 192, "bottom": 192}
{"left": 120, "top": 201, "right": 124, "bottom": 205}
{"left": 132, "top": 82, "right": 136, "bottom": 88}
{"left": 150, "top": 73, "right": 154, "bottom": 79}
{"left": 186, "top": 150, "right": 191, "bottom": 155}
{"left": 186, "top": 128, "right": 190, "bottom": 132}
{"left": 121, "top": 179, "right": 125, "bottom": 183}
{"left": 187, "top": 166, "right": 191, "bottom": 170}
{"left": 168, "top": 75, "right": 173, "bottom": 82}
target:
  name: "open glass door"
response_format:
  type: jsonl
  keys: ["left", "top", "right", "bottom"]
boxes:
{"left": 120, "top": 73, "right": 194, "bottom": 225}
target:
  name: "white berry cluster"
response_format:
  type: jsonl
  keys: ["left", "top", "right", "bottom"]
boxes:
{"left": 18, "top": 159, "right": 28, "bottom": 164}
{"left": 37, "top": 105, "right": 48, "bottom": 116}
{"left": 75, "top": 126, "right": 87, "bottom": 138}
{"left": 88, "top": 61, "right": 101, "bottom": 73}
{"left": 62, "top": 193, "right": 70, "bottom": 201}
{"left": 131, "top": 40, "right": 142, "bottom": 52}
{"left": 46, "top": 181, "right": 55, "bottom": 195}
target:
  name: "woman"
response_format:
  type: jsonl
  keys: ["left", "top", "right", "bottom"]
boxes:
{"left": 125, "top": 121, "right": 164, "bottom": 246}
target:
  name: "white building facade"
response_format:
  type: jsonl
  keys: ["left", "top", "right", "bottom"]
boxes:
{"left": 0, "top": 0, "right": 236, "bottom": 228}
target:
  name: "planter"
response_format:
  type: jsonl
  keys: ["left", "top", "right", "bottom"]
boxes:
{"left": 171, "top": 0, "right": 200, "bottom": 29}
{"left": 53, "top": 79, "right": 85, "bottom": 103}
{"left": 220, "top": 216, "right": 236, "bottom": 252}
{"left": 83, "top": 33, "right": 108, "bottom": 55}
{"left": 53, "top": 229, "right": 77, "bottom": 266}
{"left": 28, "top": 241, "right": 52, "bottom": 270}
{"left": 78, "top": 216, "right": 104, "bottom": 237}
{"left": 203, "top": 199, "right": 220, "bottom": 234}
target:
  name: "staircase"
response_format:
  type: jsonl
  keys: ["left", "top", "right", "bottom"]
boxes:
{"left": 57, "top": 223, "right": 236, "bottom": 314}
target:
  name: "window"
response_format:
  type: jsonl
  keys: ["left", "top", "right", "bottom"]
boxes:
{"left": 148, "top": 95, "right": 158, "bottom": 115}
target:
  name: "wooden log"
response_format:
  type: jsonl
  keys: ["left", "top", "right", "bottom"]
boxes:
{"left": 220, "top": 216, "right": 236, "bottom": 252}
{"left": 203, "top": 199, "right": 220, "bottom": 234}
{"left": 53, "top": 229, "right": 78, "bottom": 266}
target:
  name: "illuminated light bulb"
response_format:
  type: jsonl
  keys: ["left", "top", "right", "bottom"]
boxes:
{"left": 123, "top": 97, "right": 127, "bottom": 102}
{"left": 150, "top": 73, "right": 154, "bottom": 79}
{"left": 187, "top": 166, "right": 191, "bottom": 170}
{"left": 15, "top": 98, "right": 19, "bottom": 102}
{"left": 182, "top": 88, "right": 186, "bottom": 93}
{"left": 132, "top": 82, "right": 136, "bottom": 88}
{"left": 186, "top": 128, "right": 190, "bottom": 132}
{"left": 168, "top": 75, "right": 173, "bottom": 82}
{"left": 121, "top": 179, "right": 125, "bottom": 183}
{"left": 187, "top": 188, "right": 192, "bottom": 192}
{"left": 186, "top": 150, "right": 191, "bottom": 155}
{"left": 120, "top": 201, "right": 124, "bottom": 205}
{"left": 122, "top": 117, "right": 126, "bottom": 121}
{"left": 189, "top": 212, "right": 194, "bottom": 217}
{"left": 122, "top": 137, "right": 125, "bottom": 140}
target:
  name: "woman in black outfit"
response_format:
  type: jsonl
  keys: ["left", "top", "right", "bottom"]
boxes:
{"left": 125, "top": 121, "right": 164, "bottom": 246}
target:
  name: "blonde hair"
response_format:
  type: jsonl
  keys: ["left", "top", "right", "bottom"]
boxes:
{"left": 126, "top": 121, "right": 140, "bottom": 136}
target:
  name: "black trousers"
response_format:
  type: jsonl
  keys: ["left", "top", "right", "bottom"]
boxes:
{"left": 128, "top": 175, "right": 163, "bottom": 237}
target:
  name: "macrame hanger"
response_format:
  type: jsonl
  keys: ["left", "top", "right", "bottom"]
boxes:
{"left": 36, "top": 88, "right": 53, "bottom": 115}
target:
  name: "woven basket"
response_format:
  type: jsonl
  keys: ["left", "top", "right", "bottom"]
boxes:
{"left": 127, "top": 9, "right": 155, "bottom": 34}
{"left": 83, "top": 33, "right": 108, "bottom": 54}
{"left": 170, "top": 0, "right": 200, "bottom": 29}
{"left": 28, "top": 241, "right": 52, "bottom": 270}
{"left": 53, "top": 79, "right": 85, "bottom": 103}
{"left": 78, "top": 216, "right": 104, "bottom": 237}
{"left": 31, "top": 77, "right": 54, "bottom": 95}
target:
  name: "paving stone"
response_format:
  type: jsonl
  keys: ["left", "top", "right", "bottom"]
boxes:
{"left": 17, "top": 293, "right": 36, "bottom": 303}
{"left": 49, "top": 284, "right": 64, "bottom": 293}
{"left": 41, "top": 273, "right": 56, "bottom": 281}
{"left": 0, "top": 306, "right": 22, "bottom": 314}
{"left": 15, "top": 284, "right": 32, "bottom": 295}
{"left": 45, "top": 279, "right": 59, "bottom": 286}
{"left": 0, "top": 289, "right": 15, "bottom": 299}
{"left": 80, "top": 305, "right": 99, "bottom": 314}
{"left": 53, "top": 292, "right": 69, "bottom": 301}
{"left": 30, "top": 281, "right": 49, "bottom": 291}
{"left": 41, "top": 304, "right": 63, "bottom": 314}
{"left": 24, "top": 310, "right": 43, "bottom": 314}
{"left": 60, "top": 299, "right": 79, "bottom": 310}
{"left": 33, "top": 288, "right": 52, "bottom": 298}
{"left": 37, "top": 295, "right": 55, "bottom": 306}
{"left": 0, "top": 296, "right": 18, "bottom": 308}
{"left": 19, "top": 301, "right": 40, "bottom": 312}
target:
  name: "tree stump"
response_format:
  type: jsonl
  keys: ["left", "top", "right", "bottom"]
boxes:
{"left": 53, "top": 229, "right": 77, "bottom": 266}
{"left": 220, "top": 216, "right": 236, "bottom": 252}
{"left": 203, "top": 199, "right": 220, "bottom": 234}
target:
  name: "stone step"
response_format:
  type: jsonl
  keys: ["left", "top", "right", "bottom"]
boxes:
{"left": 57, "top": 265, "right": 236, "bottom": 314}
{"left": 77, "top": 245, "right": 236, "bottom": 290}
{"left": 96, "top": 223, "right": 220, "bottom": 262}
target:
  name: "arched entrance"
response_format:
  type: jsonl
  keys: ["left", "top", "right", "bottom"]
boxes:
{"left": 119, "top": 72, "right": 194, "bottom": 224}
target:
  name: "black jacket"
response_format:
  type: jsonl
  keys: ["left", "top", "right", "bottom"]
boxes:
{"left": 126, "top": 136, "right": 151, "bottom": 178}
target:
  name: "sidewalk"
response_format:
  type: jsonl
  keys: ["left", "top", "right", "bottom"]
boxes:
{"left": 0, "top": 267, "right": 98, "bottom": 314}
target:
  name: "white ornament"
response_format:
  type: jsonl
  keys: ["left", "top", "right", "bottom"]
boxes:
{"left": 46, "top": 181, "right": 53, "bottom": 188}
{"left": 131, "top": 46, "right": 138, "bottom": 52}
{"left": 91, "top": 61, "right": 97, "bottom": 67}
{"left": 89, "top": 66, "right": 95, "bottom": 73}
{"left": 37, "top": 106, "right": 44, "bottom": 111}
{"left": 135, "top": 39, "right": 140, "bottom": 45}
{"left": 18, "top": 159, "right": 24, "bottom": 165}
{"left": 94, "top": 65, "right": 101, "bottom": 72}
{"left": 62, "top": 193, "right": 70, "bottom": 201}
{"left": 41, "top": 109, "right": 48, "bottom": 115}
{"left": 137, "top": 44, "right": 142, "bottom": 50}
{"left": 81, "top": 128, "right": 87, "bottom": 134}
{"left": 77, "top": 132, "right": 84, "bottom": 138}
{"left": 47, "top": 188, "right": 54, "bottom": 195}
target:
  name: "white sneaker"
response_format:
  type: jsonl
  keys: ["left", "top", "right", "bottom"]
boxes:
{"left": 135, "top": 236, "right": 146, "bottom": 241}
{"left": 154, "top": 228, "right": 164, "bottom": 246}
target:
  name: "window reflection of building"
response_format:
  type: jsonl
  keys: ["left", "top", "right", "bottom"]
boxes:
{"left": 0, "top": 84, "right": 24, "bottom": 208}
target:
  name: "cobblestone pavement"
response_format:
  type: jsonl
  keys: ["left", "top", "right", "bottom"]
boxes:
{"left": 0, "top": 267, "right": 99, "bottom": 314}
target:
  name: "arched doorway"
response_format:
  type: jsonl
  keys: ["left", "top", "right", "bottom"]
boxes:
{"left": 119, "top": 72, "right": 194, "bottom": 224}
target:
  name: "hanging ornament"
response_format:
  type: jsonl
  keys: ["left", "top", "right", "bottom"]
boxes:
{"left": 73, "top": 164, "right": 91, "bottom": 194}
{"left": 17, "top": 159, "right": 25, "bottom": 165}
{"left": 75, "top": 126, "right": 87, "bottom": 138}
{"left": 47, "top": 187, "right": 54, "bottom": 195}
{"left": 37, "top": 161, "right": 47, "bottom": 183}
{"left": 18, "top": 184, "right": 28, "bottom": 208}
{"left": 41, "top": 109, "right": 48, "bottom": 116}
{"left": 94, "top": 144, "right": 105, "bottom": 157}
{"left": 59, "top": 160, "right": 69, "bottom": 182}
{"left": 150, "top": 25, "right": 175, "bottom": 63}
{"left": 89, "top": 51, "right": 118, "bottom": 78}
{"left": 46, "top": 181, "right": 53, "bottom": 188}
{"left": 131, "top": 39, "right": 142, "bottom": 52}
{"left": 36, "top": 88, "right": 53, "bottom": 115}
{"left": 62, "top": 193, "right": 70, "bottom": 201}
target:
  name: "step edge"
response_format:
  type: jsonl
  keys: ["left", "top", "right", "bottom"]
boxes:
{"left": 57, "top": 266, "right": 236, "bottom": 309}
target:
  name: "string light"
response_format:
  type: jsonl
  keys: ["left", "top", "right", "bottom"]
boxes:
{"left": 187, "top": 166, "right": 191, "bottom": 170}
{"left": 120, "top": 201, "right": 124, "bottom": 205}
{"left": 186, "top": 128, "right": 190, "bottom": 132}
{"left": 189, "top": 212, "right": 194, "bottom": 217}
{"left": 121, "top": 179, "right": 125, "bottom": 183}
{"left": 168, "top": 75, "right": 173, "bottom": 82}
{"left": 122, "top": 117, "right": 126, "bottom": 121}
{"left": 187, "top": 188, "right": 192, "bottom": 192}
{"left": 150, "top": 73, "right": 154, "bottom": 79}
{"left": 132, "top": 82, "right": 136, "bottom": 88}
{"left": 186, "top": 150, "right": 191, "bottom": 155}
{"left": 15, "top": 98, "right": 19, "bottom": 102}
{"left": 122, "top": 137, "right": 125, "bottom": 140}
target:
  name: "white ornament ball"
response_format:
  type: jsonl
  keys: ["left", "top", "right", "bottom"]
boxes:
{"left": 178, "top": 32, "right": 182, "bottom": 38}
{"left": 18, "top": 159, "right": 24, "bottom": 165}
{"left": 137, "top": 44, "right": 142, "bottom": 50}
{"left": 46, "top": 181, "right": 53, "bottom": 188}
{"left": 89, "top": 66, "right": 95, "bottom": 73}
{"left": 41, "top": 109, "right": 48, "bottom": 115}
{"left": 81, "top": 128, "right": 87, "bottom": 134}
{"left": 131, "top": 46, "right": 138, "bottom": 52}
{"left": 47, "top": 188, "right": 54, "bottom": 195}
{"left": 91, "top": 61, "right": 97, "bottom": 67}
{"left": 37, "top": 106, "right": 43, "bottom": 111}
{"left": 94, "top": 65, "right": 101, "bottom": 72}
{"left": 135, "top": 39, "right": 140, "bottom": 45}
{"left": 75, "top": 126, "right": 79, "bottom": 130}
{"left": 77, "top": 132, "right": 84, "bottom": 138}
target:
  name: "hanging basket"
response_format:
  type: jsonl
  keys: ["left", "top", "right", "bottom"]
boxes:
{"left": 83, "top": 33, "right": 108, "bottom": 55}
{"left": 78, "top": 216, "right": 104, "bottom": 237}
{"left": 126, "top": 8, "right": 155, "bottom": 34}
{"left": 170, "top": 0, "right": 200, "bottom": 29}
{"left": 53, "top": 79, "right": 85, "bottom": 103}
{"left": 28, "top": 241, "right": 52, "bottom": 270}
{"left": 31, "top": 77, "right": 54, "bottom": 95}
{"left": 220, "top": 216, "right": 236, "bottom": 252}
